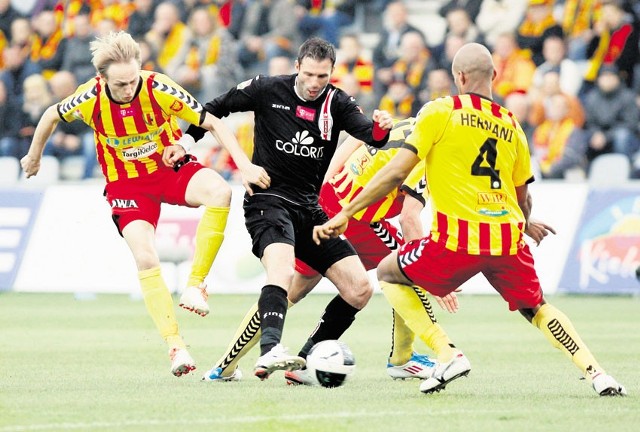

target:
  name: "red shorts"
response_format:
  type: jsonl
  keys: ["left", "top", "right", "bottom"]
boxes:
{"left": 296, "top": 183, "right": 404, "bottom": 276}
{"left": 398, "top": 237, "right": 543, "bottom": 311}
{"left": 104, "top": 161, "right": 205, "bottom": 234}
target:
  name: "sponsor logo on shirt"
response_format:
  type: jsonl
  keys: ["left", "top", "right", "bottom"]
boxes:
{"left": 349, "top": 153, "right": 371, "bottom": 176}
{"left": 272, "top": 104, "right": 291, "bottom": 110}
{"left": 121, "top": 142, "right": 158, "bottom": 160}
{"left": 120, "top": 107, "right": 135, "bottom": 117}
{"left": 275, "top": 130, "right": 324, "bottom": 159}
{"left": 296, "top": 106, "right": 316, "bottom": 121}
{"left": 105, "top": 130, "right": 162, "bottom": 148}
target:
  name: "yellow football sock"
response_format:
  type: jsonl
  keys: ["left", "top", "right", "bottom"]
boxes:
{"left": 388, "top": 309, "right": 415, "bottom": 366}
{"left": 215, "top": 299, "right": 295, "bottom": 377}
{"left": 532, "top": 303, "right": 604, "bottom": 381}
{"left": 215, "top": 302, "right": 260, "bottom": 376}
{"left": 139, "top": 266, "right": 185, "bottom": 349}
{"left": 187, "top": 206, "right": 229, "bottom": 287}
{"left": 380, "top": 282, "right": 457, "bottom": 363}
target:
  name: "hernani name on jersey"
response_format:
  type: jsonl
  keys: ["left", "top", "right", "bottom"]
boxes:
{"left": 460, "top": 113, "right": 514, "bottom": 143}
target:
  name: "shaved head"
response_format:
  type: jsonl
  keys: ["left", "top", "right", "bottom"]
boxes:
{"left": 452, "top": 43, "right": 494, "bottom": 77}
{"left": 451, "top": 43, "right": 495, "bottom": 97}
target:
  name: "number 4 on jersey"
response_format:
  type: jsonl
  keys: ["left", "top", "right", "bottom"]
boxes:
{"left": 471, "top": 138, "right": 501, "bottom": 189}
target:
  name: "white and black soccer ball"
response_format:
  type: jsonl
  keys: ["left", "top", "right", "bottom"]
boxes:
{"left": 306, "top": 340, "right": 356, "bottom": 388}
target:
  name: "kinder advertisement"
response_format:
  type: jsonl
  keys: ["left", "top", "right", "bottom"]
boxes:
{"left": 559, "top": 189, "right": 640, "bottom": 294}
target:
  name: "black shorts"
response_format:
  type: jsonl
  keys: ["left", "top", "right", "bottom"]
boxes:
{"left": 243, "top": 194, "right": 357, "bottom": 275}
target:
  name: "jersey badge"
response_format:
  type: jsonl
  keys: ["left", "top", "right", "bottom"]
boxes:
{"left": 170, "top": 100, "right": 184, "bottom": 111}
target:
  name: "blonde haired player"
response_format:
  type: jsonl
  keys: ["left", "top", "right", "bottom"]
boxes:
{"left": 315, "top": 42, "right": 626, "bottom": 396}
{"left": 21, "top": 31, "right": 270, "bottom": 377}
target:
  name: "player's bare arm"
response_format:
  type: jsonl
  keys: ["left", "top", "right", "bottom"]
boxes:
{"left": 398, "top": 193, "right": 425, "bottom": 242}
{"left": 323, "top": 135, "right": 363, "bottom": 183}
{"left": 313, "top": 148, "right": 420, "bottom": 244}
{"left": 515, "top": 185, "right": 555, "bottom": 245}
{"left": 20, "top": 105, "right": 61, "bottom": 178}
{"left": 201, "top": 113, "right": 271, "bottom": 195}
{"left": 170, "top": 112, "right": 271, "bottom": 195}
{"left": 515, "top": 184, "right": 532, "bottom": 224}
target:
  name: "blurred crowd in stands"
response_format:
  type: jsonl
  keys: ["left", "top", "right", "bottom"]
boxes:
{"left": 1, "top": 0, "right": 639, "bottom": 181}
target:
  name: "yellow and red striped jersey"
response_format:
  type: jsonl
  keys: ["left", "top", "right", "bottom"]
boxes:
{"left": 330, "top": 117, "right": 427, "bottom": 223}
{"left": 405, "top": 94, "right": 533, "bottom": 256}
{"left": 57, "top": 70, "right": 204, "bottom": 183}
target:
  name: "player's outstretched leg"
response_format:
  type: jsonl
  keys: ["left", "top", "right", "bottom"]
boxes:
{"left": 180, "top": 206, "right": 230, "bottom": 317}
{"left": 139, "top": 266, "right": 195, "bottom": 377}
{"left": 203, "top": 302, "right": 260, "bottom": 381}
{"left": 387, "top": 309, "right": 436, "bottom": 380}
{"left": 531, "top": 303, "right": 627, "bottom": 396}
{"left": 203, "top": 299, "right": 297, "bottom": 381}
{"left": 379, "top": 282, "right": 470, "bottom": 393}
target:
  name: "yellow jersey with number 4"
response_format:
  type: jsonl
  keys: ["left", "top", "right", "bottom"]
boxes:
{"left": 405, "top": 93, "right": 534, "bottom": 256}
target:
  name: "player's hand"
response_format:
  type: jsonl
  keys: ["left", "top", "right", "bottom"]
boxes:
{"left": 240, "top": 164, "right": 271, "bottom": 196}
{"left": 434, "top": 291, "right": 460, "bottom": 313}
{"left": 20, "top": 153, "right": 41, "bottom": 178}
{"left": 372, "top": 109, "right": 393, "bottom": 130}
{"left": 313, "top": 212, "right": 349, "bottom": 245}
{"left": 162, "top": 144, "right": 187, "bottom": 167}
{"left": 525, "top": 219, "right": 556, "bottom": 246}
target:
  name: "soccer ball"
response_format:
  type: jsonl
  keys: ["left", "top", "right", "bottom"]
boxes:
{"left": 306, "top": 340, "right": 356, "bottom": 388}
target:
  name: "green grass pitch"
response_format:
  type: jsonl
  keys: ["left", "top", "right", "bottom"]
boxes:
{"left": 1, "top": 292, "right": 638, "bottom": 432}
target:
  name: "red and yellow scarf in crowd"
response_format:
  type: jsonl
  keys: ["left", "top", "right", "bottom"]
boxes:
{"left": 584, "top": 22, "right": 633, "bottom": 82}
{"left": 562, "top": 0, "right": 601, "bottom": 37}
{"left": 185, "top": 34, "right": 221, "bottom": 70}
{"left": 534, "top": 117, "right": 577, "bottom": 173}
{"left": 158, "top": 22, "right": 188, "bottom": 69}
{"left": 391, "top": 50, "right": 429, "bottom": 90}
{"left": 519, "top": 12, "right": 557, "bottom": 37}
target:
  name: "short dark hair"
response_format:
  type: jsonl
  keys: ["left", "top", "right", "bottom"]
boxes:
{"left": 297, "top": 37, "right": 336, "bottom": 67}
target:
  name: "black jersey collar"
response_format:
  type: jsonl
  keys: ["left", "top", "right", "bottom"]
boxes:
{"left": 465, "top": 92, "right": 493, "bottom": 102}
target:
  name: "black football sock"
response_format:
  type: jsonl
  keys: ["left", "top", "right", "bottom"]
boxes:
{"left": 299, "top": 295, "right": 359, "bottom": 358}
{"left": 258, "top": 284, "right": 288, "bottom": 355}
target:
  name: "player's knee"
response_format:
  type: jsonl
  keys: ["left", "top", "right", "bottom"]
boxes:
{"left": 204, "top": 180, "right": 231, "bottom": 206}
{"left": 343, "top": 278, "right": 373, "bottom": 309}
{"left": 135, "top": 251, "right": 161, "bottom": 271}
{"left": 376, "top": 258, "right": 400, "bottom": 284}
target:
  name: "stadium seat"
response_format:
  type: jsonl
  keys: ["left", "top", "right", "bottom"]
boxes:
{"left": 588, "top": 153, "right": 631, "bottom": 186}
{"left": 0, "top": 156, "right": 21, "bottom": 186}
{"left": 406, "top": 8, "right": 447, "bottom": 47}
{"left": 60, "top": 156, "right": 86, "bottom": 181}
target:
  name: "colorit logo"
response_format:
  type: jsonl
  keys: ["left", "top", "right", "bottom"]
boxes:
{"left": 275, "top": 131, "right": 324, "bottom": 159}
